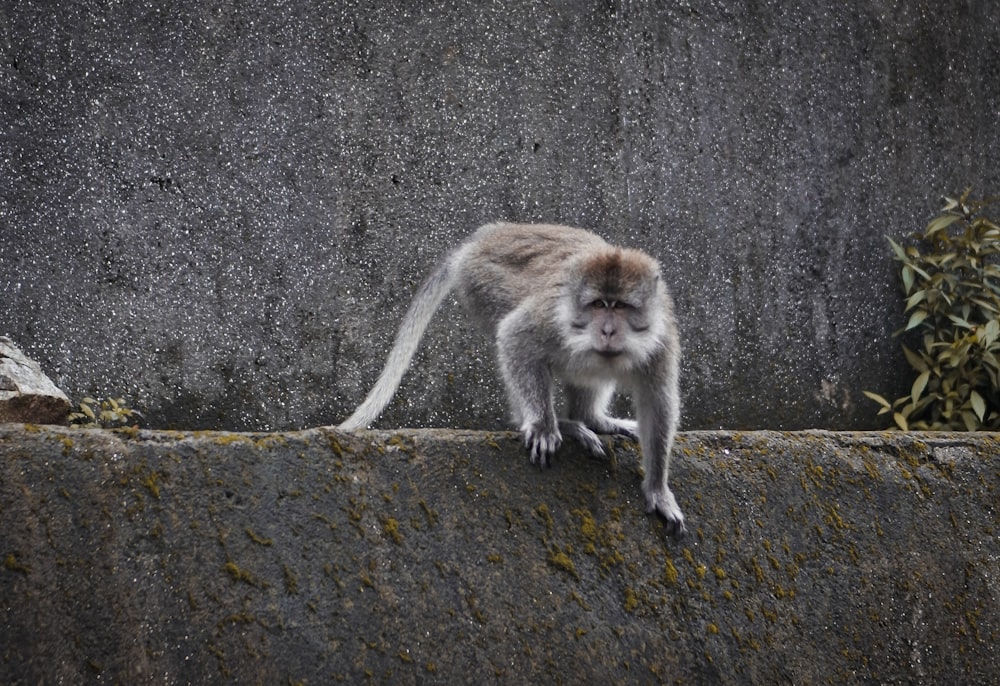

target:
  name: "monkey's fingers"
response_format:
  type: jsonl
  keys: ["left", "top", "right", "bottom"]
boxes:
{"left": 656, "top": 511, "right": 687, "bottom": 539}
{"left": 645, "top": 490, "right": 687, "bottom": 539}
{"left": 524, "top": 426, "right": 561, "bottom": 467}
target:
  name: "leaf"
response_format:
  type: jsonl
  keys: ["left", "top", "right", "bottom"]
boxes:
{"left": 906, "top": 310, "right": 929, "bottom": 331}
{"left": 910, "top": 263, "right": 933, "bottom": 282}
{"left": 82, "top": 397, "right": 98, "bottom": 405}
{"left": 902, "top": 345, "right": 929, "bottom": 373}
{"left": 986, "top": 320, "right": 1000, "bottom": 345}
{"left": 904, "top": 290, "right": 927, "bottom": 311}
{"left": 887, "top": 236, "right": 907, "bottom": 261}
{"left": 971, "top": 300, "right": 1000, "bottom": 318}
{"left": 946, "top": 314, "right": 972, "bottom": 330}
{"left": 893, "top": 412, "right": 909, "bottom": 431}
{"left": 911, "top": 370, "right": 931, "bottom": 405}
{"left": 970, "top": 390, "right": 987, "bottom": 421}
{"left": 961, "top": 410, "right": 979, "bottom": 432}
{"left": 909, "top": 392, "right": 938, "bottom": 418}
{"left": 862, "top": 391, "right": 892, "bottom": 411}
{"left": 81, "top": 404, "right": 96, "bottom": 420}
{"left": 901, "top": 265, "right": 915, "bottom": 294}
{"left": 926, "top": 214, "right": 960, "bottom": 237}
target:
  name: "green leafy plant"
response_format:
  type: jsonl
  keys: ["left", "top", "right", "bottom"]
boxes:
{"left": 69, "top": 396, "right": 141, "bottom": 428}
{"left": 865, "top": 189, "right": 1000, "bottom": 430}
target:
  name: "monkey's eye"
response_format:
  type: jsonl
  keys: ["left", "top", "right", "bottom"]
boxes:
{"left": 590, "top": 299, "right": 634, "bottom": 311}
{"left": 606, "top": 300, "right": 635, "bottom": 311}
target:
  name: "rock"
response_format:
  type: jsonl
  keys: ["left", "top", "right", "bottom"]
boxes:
{"left": 0, "top": 337, "right": 70, "bottom": 424}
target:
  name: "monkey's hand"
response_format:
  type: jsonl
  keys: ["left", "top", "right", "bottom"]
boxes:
{"left": 644, "top": 488, "right": 686, "bottom": 538}
{"left": 523, "top": 422, "right": 562, "bottom": 467}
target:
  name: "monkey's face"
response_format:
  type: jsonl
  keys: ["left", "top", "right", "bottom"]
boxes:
{"left": 583, "top": 298, "right": 644, "bottom": 357}
{"left": 563, "top": 286, "right": 662, "bottom": 369}
{"left": 558, "top": 247, "right": 668, "bottom": 371}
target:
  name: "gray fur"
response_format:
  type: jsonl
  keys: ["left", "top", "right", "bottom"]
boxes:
{"left": 337, "top": 222, "right": 685, "bottom": 536}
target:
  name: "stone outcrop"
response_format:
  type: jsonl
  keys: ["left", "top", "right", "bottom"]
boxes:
{"left": 1, "top": 425, "right": 997, "bottom": 683}
{"left": 0, "top": 337, "right": 70, "bottom": 424}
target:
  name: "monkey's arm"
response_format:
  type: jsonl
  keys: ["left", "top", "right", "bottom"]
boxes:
{"left": 633, "top": 377, "right": 685, "bottom": 537}
{"left": 495, "top": 307, "right": 562, "bottom": 466}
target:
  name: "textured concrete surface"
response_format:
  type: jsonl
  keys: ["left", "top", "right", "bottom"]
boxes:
{"left": 2, "top": 1, "right": 1000, "bottom": 432}
{"left": 1, "top": 425, "right": 998, "bottom": 683}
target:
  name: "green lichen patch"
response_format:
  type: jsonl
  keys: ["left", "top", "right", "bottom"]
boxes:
{"left": 211, "top": 434, "right": 255, "bottom": 448}
{"left": 548, "top": 545, "right": 578, "bottom": 579}
{"left": 223, "top": 561, "right": 265, "bottom": 587}
{"left": 141, "top": 470, "right": 162, "bottom": 498}
{"left": 4, "top": 553, "right": 30, "bottom": 574}
{"left": 245, "top": 528, "right": 273, "bottom": 546}
{"left": 623, "top": 587, "right": 639, "bottom": 613}
{"left": 382, "top": 516, "right": 404, "bottom": 544}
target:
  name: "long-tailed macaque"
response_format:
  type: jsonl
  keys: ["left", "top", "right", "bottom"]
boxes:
{"left": 338, "top": 223, "right": 685, "bottom": 536}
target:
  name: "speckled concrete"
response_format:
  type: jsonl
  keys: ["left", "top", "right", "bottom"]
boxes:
{"left": 1, "top": 2, "right": 999, "bottom": 431}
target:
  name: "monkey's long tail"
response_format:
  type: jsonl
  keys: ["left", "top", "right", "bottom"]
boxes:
{"left": 337, "top": 251, "right": 460, "bottom": 430}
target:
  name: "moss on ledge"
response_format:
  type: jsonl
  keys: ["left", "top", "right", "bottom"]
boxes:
{"left": 1, "top": 425, "right": 998, "bottom": 683}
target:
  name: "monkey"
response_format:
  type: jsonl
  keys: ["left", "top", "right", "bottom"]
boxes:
{"left": 338, "top": 222, "right": 685, "bottom": 536}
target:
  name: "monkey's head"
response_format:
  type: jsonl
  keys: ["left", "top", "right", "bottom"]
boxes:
{"left": 561, "top": 247, "right": 667, "bottom": 367}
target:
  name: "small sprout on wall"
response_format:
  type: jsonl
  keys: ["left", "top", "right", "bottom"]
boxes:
{"left": 866, "top": 189, "right": 1000, "bottom": 430}
{"left": 69, "top": 396, "right": 142, "bottom": 429}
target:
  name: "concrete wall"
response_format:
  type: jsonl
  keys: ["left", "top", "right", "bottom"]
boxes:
{"left": 2, "top": 425, "right": 998, "bottom": 683}
{"left": 2, "top": 1, "right": 999, "bottom": 431}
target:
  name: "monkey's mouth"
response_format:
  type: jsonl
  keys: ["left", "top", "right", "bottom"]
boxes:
{"left": 595, "top": 349, "right": 624, "bottom": 358}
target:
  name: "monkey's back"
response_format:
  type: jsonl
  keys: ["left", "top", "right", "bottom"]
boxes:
{"left": 455, "top": 223, "right": 610, "bottom": 324}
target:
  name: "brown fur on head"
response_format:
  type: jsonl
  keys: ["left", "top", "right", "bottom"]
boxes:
{"left": 578, "top": 247, "right": 660, "bottom": 301}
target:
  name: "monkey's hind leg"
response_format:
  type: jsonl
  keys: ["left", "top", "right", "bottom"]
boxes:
{"left": 596, "top": 417, "right": 639, "bottom": 440}
{"left": 557, "top": 419, "right": 605, "bottom": 457}
{"left": 564, "top": 383, "right": 639, "bottom": 441}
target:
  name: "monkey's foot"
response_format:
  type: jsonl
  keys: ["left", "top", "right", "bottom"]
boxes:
{"left": 601, "top": 417, "right": 638, "bottom": 440}
{"left": 575, "top": 416, "right": 638, "bottom": 441}
{"left": 644, "top": 488, "right": 686, "bottom": 538}
{"left": 558, "top": 420, "right": 606, "bottom": 457}
{"left": 522, "top": 422, "right": 562, "bottom": 467}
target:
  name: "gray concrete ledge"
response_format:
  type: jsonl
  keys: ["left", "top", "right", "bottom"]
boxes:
{"left": 1, "top": 425, "right": 998, "bottom": 683}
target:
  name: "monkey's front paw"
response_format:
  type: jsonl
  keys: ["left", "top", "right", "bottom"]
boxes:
{"left": 644, "top": 488, "right": 686, "bottom": 538}
{"left": 523, "top": 423, "right": 562, "bottom": 467}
